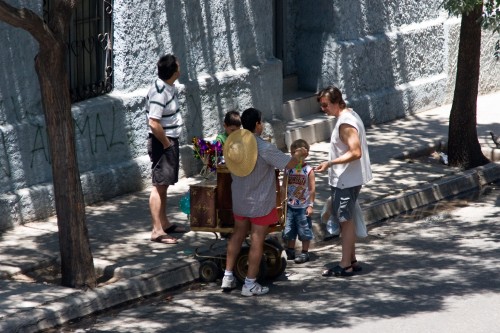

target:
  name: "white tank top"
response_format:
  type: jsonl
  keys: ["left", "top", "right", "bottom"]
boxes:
{"left": 328, "top": 109, "right": 372, "bottom": 188}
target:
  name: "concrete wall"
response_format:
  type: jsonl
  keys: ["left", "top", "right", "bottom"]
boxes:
{"left": 0, "top": 0, "right": 282, "bottom": 229}
{"left": 291, "top": 0, "right": 500, "bottom": 124}
{"left": 1, "top": 0, "right": 499, "bottom": 229}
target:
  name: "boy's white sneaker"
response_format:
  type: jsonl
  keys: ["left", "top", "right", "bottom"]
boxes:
{"left": 221, "top": 276, "right": 236, "bottom": 291}
{"left": 241, "top": 282, "right": 269, "bottom": 296}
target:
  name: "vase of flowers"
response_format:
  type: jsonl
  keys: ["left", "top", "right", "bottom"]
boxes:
{"left": 192, "top": 137, "right": 223, "bottom": 178}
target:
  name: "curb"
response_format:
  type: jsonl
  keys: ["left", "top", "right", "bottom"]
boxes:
{"left": 364, "top": 162, "right": 500, "bottom": 224}
{"left": 0, "top": 261, "right": 200, "bottom": 333}
{"left": 3, "top": 162, "right": 499, "bottom": 332}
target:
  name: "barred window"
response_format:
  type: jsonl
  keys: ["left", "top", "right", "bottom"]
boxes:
{"left": 43, "top": 0, "right": 113, "bottom": 103}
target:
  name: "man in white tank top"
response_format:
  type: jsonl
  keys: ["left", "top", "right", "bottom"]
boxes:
{"left": 314, "top": 86, "right": 373, "bottom": 277}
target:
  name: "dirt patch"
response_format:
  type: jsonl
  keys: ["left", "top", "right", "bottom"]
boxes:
{"left": 10, "top": 264, "right": 117, "bottom": 287}
{"left": 397, "top": 145, "right": 500, "bottom": 165}
{"left": 11, "top": 265, "right": 62, "bottom": 285}
{"left": 406, "top": 150, "right": 450, "bottom": 166}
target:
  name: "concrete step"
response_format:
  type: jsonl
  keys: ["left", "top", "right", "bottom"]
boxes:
{"left": 284, "top": 112, "right": 336, "bottom": 149}
{"left": 282, "top": 88, "right": 332, "bottom": 149}
{"left": 282, "top": 92, "right": 319, "bottom": 121}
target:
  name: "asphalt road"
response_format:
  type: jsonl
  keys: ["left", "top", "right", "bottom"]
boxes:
{"left": 49, "top": 186, "right": 500, "bottom": 333}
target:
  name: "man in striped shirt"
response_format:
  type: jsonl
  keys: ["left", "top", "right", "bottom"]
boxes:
{"left": 146, "top": 54, "right": 186, "bottom": 244}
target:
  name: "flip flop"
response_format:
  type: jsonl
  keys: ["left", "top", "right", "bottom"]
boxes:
{"left": 151, "top": 234, "right": 178, "bottom": 244}
{"left": 164, "top": 223, "right": 188, "bottom": 234}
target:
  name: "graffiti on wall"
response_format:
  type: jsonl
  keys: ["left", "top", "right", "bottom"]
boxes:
{"left": 30, "top": 125, "right": 51, "bottom": 168}
{"left": 74, "top": 107, "right": 125, "bottom": 154}
{"left": 0, "top": 107, "right": 126, "bottom": 179}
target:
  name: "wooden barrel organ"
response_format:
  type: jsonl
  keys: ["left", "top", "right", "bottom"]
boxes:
{"left": 189, "top": 165, "right": 286, "bottom": 233}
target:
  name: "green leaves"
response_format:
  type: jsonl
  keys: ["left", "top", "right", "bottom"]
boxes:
{"left": 442, "top": 0, "right": 500, "bottom": 34}
{"left": 483, "top": 0, "right": 500, "bottom": 33}
{"left": 441, "top": 0, "right": 484, "bottom": 16}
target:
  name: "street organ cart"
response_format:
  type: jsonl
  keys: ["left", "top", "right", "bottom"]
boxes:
{"left": 189, "top": 165, "right": 288, "bottom": 283}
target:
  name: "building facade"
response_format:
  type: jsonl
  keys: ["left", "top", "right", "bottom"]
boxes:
{"left": 0, "top": 0, "right": 499, "bottom": 228}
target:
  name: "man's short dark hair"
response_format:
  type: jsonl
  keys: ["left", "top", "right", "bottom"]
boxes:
{"left": 241, "top": 108, "right": 262, "bottom": 132}
{"left": 157, "top": 54, "right": 178, "bottom": 81}
{"left": 224, "top": 110, "right": 241, "bottom": 127}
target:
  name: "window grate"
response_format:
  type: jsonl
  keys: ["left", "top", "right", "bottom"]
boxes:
{"left": 43, "top": 0, "right": 113, "bottom": 103}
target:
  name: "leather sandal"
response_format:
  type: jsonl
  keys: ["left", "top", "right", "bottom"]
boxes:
{"left": 322, "top": 268, "right": 334, "bottom": 277}
{"left": 351, "top": 260, "right": 362, "bottom": 272}
{"left": 332, "top": 265, "right": 354, "bottom": 277}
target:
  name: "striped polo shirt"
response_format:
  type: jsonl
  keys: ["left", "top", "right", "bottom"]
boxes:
{"left": 231, "top": 135, "right": 291, "bottom": 218}
{"left": 146, "top": 79, "right": 183, "bottom": 138}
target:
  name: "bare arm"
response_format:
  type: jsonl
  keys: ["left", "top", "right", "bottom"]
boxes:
{"left": 306, "top": 169, "right": 316, "bottom": 217}
{"left": 314, "top": 124, "right": 362, "bottom": 172}
{"left": 148, "top": 118, "right": 171, "bottom": 149}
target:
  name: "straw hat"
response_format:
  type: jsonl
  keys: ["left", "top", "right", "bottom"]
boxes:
{"left": 223, "top": 129, "right": 257, "bottom": 177}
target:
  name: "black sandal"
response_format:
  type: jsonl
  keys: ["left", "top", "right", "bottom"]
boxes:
{"left": 351, "top": 260, "right": 362, "bottom": 272}
{"left": 322, "top": 268, "right": 334, "bottom": 277}
{"left": 332, "top": 265, "right": 354, "bottom": 277}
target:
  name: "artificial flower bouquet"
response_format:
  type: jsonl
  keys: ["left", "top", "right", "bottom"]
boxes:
{"left": 192, "top": 137, "right": 223, "bottom": 177}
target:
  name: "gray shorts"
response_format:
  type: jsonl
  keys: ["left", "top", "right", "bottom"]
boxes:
{"left": 147, "top": 134, "right": 179, "bottom": 186}
{"left": 330, "top": 185, "right": 361, "bottom": 224}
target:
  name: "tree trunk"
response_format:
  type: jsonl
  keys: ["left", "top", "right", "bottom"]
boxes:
{"left": 448, "top": 3, "right": 490, "bottom": 169}
{"left": 0, "top": 0, "right": 96, "bottom": 289}
{"left": 35, "top": 41, "right": 96, "bottom": 289}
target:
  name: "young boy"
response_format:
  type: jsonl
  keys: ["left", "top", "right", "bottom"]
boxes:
{"left": 283, "top": 139, "right": 316, "bottom": 263}
{"left": 216, "top": 110, "right": 241, "bottom": 145}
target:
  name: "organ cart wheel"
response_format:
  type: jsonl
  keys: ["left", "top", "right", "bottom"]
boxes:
{"left": 233, "top": 247, "right": 268, "bottom": 283}
{"left": 199, "top": 260, "right": 222, "bottom": 282}
{"left": 263, "top": 238, "right": 287, "bottom": 279}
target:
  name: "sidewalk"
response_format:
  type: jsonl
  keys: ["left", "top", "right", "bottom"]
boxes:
{"left": 1, "top": 92, "right": 500, "bottom": 332}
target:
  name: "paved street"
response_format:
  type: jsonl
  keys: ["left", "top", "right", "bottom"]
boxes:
{"left": 51, "top": 185, "right": 500, "bottom": 333}
{"left": 2, "top": 92, "right": 499, "bottom": 332}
